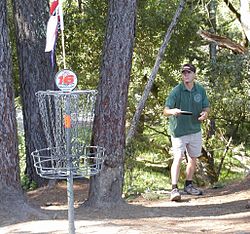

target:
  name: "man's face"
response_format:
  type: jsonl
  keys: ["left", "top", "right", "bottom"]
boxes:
{"left": 181, "top": 69, "right": 195, "bottom": 84}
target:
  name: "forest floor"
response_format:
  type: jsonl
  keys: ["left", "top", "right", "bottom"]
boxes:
{"left": 0, "top": 175, "right": 250, "bottom": 234}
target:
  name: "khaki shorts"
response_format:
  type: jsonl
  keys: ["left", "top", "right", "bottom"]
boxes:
{"left": 171, "top": 131, "right": 202, "bottom": 159}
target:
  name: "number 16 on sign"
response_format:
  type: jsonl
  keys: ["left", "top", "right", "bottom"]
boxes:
{"left": 55, "top": 69, "right": 77, "bottom": 92}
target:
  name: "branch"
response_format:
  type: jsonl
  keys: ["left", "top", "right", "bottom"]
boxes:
{"left": 217, "top": 136, "right": 233, "bottom": 178}
{"left": 223, "top": 0, "right": 249, "bottom": 46}
{"left": 144, "top": 123, "right": 169, "bottom": 137}
{"left": 223, "top": 0, "right": 241, "bottom": 22}
{"left": 198, "top": 30, "right": 248, "bottom": 54}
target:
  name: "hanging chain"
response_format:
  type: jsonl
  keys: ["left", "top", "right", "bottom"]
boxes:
{"left": 34, "top": 90, "right": 102, "bottom": 179}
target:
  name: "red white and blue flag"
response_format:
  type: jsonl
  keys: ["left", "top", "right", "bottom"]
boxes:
{"left": 45, "top": 0, "right": 64, "bottom": 53}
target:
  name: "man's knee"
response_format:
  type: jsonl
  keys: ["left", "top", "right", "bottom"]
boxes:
{"left": 172, "top": 154, "right": 184, "bottom": 166}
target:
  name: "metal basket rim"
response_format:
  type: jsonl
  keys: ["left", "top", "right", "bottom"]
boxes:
{"left": 32, "top": 145, "right": 104, "bottom": 179}
{"left": 36, "top": 89, "right": 98, "bottom": 96}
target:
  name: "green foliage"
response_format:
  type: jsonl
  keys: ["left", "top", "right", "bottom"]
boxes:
{"left": 203, "top": 53, "right": 250, "bottom": 144}
{"left": 19, "top": 132, "right": 38, "bottom": 191}
{"left": 7, "top": 0, "right": 20, "bottom": 97}
{"left": 18, "top": 132, "right": 26, "bottom": 177}
{"left": 123, "top": 164, "right": 171, "bottom": 198}
{"left": 21, "top": 175, "right": 38, "bottom": 191}
{"left": 18, "top": 126, "right": 37, "bottom": 191}
{"left": 57, "top": 1, "right": 107, "bottom": 89}
{"left": 124, "top": 129, "right": 172, "bottom": 198}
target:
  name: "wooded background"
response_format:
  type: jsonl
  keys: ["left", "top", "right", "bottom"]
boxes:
{"left": 0, "top": 0, "right": 249, "bottom": 208}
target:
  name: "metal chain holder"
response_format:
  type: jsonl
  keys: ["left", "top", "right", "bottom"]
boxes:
{"left": 31, "top": 89, "right": 104, "bottom": 234}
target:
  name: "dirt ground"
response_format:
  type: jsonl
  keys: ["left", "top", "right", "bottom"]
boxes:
{"left": 0, "top": 176, "right": 250, "bottom": 234}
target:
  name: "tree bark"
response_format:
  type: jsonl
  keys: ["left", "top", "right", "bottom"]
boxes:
{"left": 13, "top": 0, "right": 56, "bottom": 186}
{"left": 208, "top": 0, "right": 217, "bottom": 64}
{"left": 86, "top": 0, "right": 137, "bottom": 207}
{"left": 126, "top": 0, "right": 187, "bottom": 144}
{"left": 0, "top": 0, "right": 20, "bottom": 191}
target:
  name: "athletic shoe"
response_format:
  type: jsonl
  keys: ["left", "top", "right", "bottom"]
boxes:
{"left": 170, "top": 188, "right": 181, "bottom": 201}
{"left": 184, "top": 184, "right": 203, "bottom": 195}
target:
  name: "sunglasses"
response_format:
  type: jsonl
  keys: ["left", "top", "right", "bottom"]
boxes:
{"left": 181, "top": 70, "right": 192, "bottom": 74}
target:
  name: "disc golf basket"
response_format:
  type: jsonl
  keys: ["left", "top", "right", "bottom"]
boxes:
{"left": 31, "top": 90, "right": 104, "bottom": 234}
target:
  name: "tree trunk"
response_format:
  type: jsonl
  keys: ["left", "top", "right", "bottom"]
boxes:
{"left": 86, "top": 0, "right": 137, "bottom": 207}
{"left": 208, "top": 0, "right": 217, "bottom": 64}
{"left": 0, "top": 0, "right": 20, "bottom": 191}
{"left": 13, "top": 0, "right": 56, "bottom": 186}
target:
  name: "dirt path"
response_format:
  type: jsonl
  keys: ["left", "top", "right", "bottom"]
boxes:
{"left": 0, "top": 177, "right": 249, "bottom": 234}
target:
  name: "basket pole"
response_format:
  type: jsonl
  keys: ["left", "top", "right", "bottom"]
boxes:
{"left": 65, "top": 96, "right": 75, "bottom": 234}
{"left": 33, "top": 90, "right": 104, "bottom": 234}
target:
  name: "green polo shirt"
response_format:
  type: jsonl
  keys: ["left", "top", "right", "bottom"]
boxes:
{"left": 165, "top": 82, "right": 209, "bottom": 137}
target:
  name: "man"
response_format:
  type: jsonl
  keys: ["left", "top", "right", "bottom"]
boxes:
{"left": 163, "top": 63, "right": 210, "bottom": 201}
